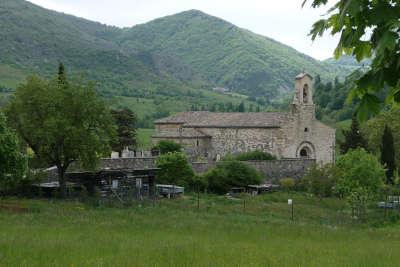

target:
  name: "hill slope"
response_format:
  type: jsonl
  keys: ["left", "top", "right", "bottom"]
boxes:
{"left": 0, "top": 0, "right": 344, "bottom": 120}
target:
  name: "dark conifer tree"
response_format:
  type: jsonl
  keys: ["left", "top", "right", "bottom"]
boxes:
{"left": 238, "top": 102, "right": 245, "bottom": 112}
{"left": 111, "top": 108, "right": 137, "bottom": 153}
{"left": 381, "top": 125, "right": 396, "bottom": 184}
{"left": 57, "top": 62, "right": 67, "bottom": 87}
{"left": 340, "top": 115, "right": 369, "bottom": 154}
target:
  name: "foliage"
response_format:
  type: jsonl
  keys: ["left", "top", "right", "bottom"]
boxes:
{"left": 305, "top": 0, "right": 400, "bottom": 120}
{"left": 300, "top": 164, "right": 341, "bottom": 198}
{"left": 5, "top": 66, "right": 116, "bottom": 197}
{"left": 111, "top": 108, "right": 137, "bottom": 152}
{"left": 153, "top": 140, "right": 182, "bottom": 155}
{"left": 234, "top": 150, "right": 276, "bottom": 161}
{"left": 279, "top": 177, "right": 295, "bottom": 191}
{"left": 381, "top": 125, "right": 396, "bottom": 183}
{"left": 0, "top": 112, "right": 27, "bottom": 194}
{"left": 335, "top": 148, "right": 385, "bottom": 198}
{"left": 313, "top": 72, "right": 362, "bottom": 122}
{"left": 363, "top": 107, "right": 400, "bottom": 169}
{"left": 155, "top": 152, "right": 194, "bottom": 187}
{"left": 203, "top": 161, "right": 262, "bottom": 194}
{"left": 339, "top": 115, "right": 369, "bottom": 154}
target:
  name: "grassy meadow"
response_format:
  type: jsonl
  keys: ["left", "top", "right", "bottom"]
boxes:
{"left": 1, "top": 192, "right": 400, "bottom": 266}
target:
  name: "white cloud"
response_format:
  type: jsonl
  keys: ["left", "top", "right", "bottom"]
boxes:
{"left": 27, "top": 0, "right": 339, "bottom": 60}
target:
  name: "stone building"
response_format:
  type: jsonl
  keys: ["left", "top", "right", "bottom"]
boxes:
{"left": 152, "top": 73, "right": 335, "bottom": 164}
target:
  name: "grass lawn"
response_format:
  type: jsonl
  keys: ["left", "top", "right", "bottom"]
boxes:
{"left": 1, "top": 192, "right": 399, "bottom": 266}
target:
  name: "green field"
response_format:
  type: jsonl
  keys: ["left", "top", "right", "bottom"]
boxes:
{"left": 1, "top": 193, "right": 399, "bottom": 266}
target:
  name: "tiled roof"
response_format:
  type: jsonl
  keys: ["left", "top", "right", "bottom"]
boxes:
{"left": 295, "top": 73, "right": 313, "bottom": 80}
{"left": 155, "top": 111, "right": 287, "bottom": 128}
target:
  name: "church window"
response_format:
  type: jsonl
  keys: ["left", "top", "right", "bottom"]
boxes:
{"left": 303, "top": 84, "right": 309, "bottom": 103}
{"left": 304, "top": 127, "right": 308, "bottom": 132}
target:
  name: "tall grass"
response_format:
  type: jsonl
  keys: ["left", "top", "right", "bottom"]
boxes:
{"left": 0, "top": 193, "right": 399, "bottom": 266}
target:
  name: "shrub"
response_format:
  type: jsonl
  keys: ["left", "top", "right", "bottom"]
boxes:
{"left": 156, "top": 152, "right": 194, "bottom": 187}
{"left": 153, "top": 140, "right": 182, "bottom": 155}
{"left": 299, "top": 164, "right": 341, "bottom": 198}
{"left": 336, "top": 148, "right": 385, "bottom": 198}
{"left": 234, "top": 150, "right": 276, "bottom": 161}
{"left": 279, "top": 177, "right": 295, "bottom": 191}
{"left": 203, "top": 161, "right": 262, "bottom": 194}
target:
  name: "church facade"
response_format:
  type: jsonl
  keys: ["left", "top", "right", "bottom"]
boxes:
{"left": 152, "top": 73, "right": 336, "bottom": 164}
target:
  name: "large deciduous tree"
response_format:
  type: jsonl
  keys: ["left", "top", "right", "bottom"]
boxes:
{"left": 6, "top": 65, "right": 116, "bottom": 197}
{"left": 0, "top": 112, "right": 27, "bottom": 195}
{"left": 304, "top": 0, "right": 400, "bottom": 120}
{"left": 111, "top": 108, "right": 137, "bottom": 153}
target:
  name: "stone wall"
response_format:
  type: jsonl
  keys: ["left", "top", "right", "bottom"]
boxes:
{"left": 190, "top": 158, "right": 315, "bottom": 181}
{"left": 68, "top": 157, "right": 314, "bottom": 181}
{"left": 100, "top": 157, "right": 156, "bottom": 170}
{"left": 242, "top": 158, "right": 316, "bottom": 180}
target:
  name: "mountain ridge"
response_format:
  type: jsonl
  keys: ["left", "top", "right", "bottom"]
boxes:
{"left": 0, "top": 0, "right": 348, "bottom": 124}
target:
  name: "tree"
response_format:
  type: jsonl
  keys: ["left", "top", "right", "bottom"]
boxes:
{"left": 156, "top": 152, "right": 194, "bottom": 187}
{"left": 336, "top": 148, "right": 385, "bottom": 198}
{"left": 300, "top": 164, "right": 341, "bottom": 198}
{"left": 237, "top": 102, "right": 245, "bottom": 112}
{"left": 381, "top": 125, "right": 396, "bottom": 184}
{"left": 304, "top": 0, "right": 400, "bottom": 120}
{"left": 6, "top": 65, "right": 116, "bottom": 197}
{"left": 363, "top": 107, "right": 400, "bottom": 168}
{"left": 153, "top": 140, "right": 182, "bottom": 155}
{"left": 340, "top": 115, "right": 369, "bottom": 154}
{"left": 203, "top": 161, "right": 262, "bottom": 194}
{"left": 0, "top": 112, "right": 27, "bottom": 195}
{"left": 111, "top": 108, "right": 137, "bottom": 153}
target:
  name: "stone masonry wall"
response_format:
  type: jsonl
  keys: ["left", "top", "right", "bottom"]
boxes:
{"left": 191, "top": 158, "right": 315, "bottom": 181}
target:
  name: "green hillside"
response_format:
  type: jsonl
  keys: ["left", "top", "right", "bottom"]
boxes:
{"left": 0, "top": 0, "right": 345, "bottom": 123}
{"left": 119, "top": 10, "right": 343, "bottom": 98}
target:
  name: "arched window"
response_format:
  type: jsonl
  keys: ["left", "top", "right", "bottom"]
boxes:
{"left": 303, "top": 84, "right": 309, "bottom": 103}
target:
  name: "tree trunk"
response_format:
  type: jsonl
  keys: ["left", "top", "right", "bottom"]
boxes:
{"left": 57, "top": 166, "right": 67, "bottom": 198}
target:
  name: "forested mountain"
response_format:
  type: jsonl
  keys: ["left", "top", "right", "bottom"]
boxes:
{"left": 0, "top": 0, "right": 346, "bottom": 124}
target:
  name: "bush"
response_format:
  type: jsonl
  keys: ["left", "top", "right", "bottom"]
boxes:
{"left": 299, "top": 164, "right": 341, "bottom": 198}
{"left": 152, "top": 140, "right": 182, "bottom": 155}
{"left": 156, "top": 152, "right": 194, "bottom": 187}
{"left": 280, "top": 177, "right": 295, "bottom": 191}
{"left": 336, "top": 148, "right": 385, "bottom": 197}
{"left": 233, "top": 150, "right": 276, "bottom": 161}
{"left": 203, "top": 161, "right": 262, "bottom": 194}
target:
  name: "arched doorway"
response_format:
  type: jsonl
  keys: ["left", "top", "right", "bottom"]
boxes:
{"left": 297, "top": 142, "right": 315, "bottom": 159}
{"left": 300, "top": 147, "right": 310, "bottom": 158}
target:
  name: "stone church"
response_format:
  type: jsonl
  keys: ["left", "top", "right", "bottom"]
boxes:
{"left": 153, "top": 73, "right": 335, "bottom": 164}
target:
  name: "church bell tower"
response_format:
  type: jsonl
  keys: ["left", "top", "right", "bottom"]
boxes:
{"left": 291, "top": 73, "right": 315, "bottom": 119}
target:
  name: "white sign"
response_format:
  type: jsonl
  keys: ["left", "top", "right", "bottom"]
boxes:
{"left": 136, "top": 178, "right": 142, "bottom": 188}
{"left": 112, "top": 180, "right": 119, "bottom": 189}
{"left": 288, "top": 199, "right": 293, "bottom": 205}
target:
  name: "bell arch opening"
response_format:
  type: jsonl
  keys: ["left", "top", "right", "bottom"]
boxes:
{"left": 303, "top": 84, "right": 309, "bottom": 104}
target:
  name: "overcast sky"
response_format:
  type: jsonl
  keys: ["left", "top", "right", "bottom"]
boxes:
{"left": 27, "top": 0, "right": 338, "bottom": 60}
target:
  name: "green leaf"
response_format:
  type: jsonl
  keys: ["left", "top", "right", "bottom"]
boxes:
{"left": 356, "top": 93, "right": 381, "bottom": 121}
